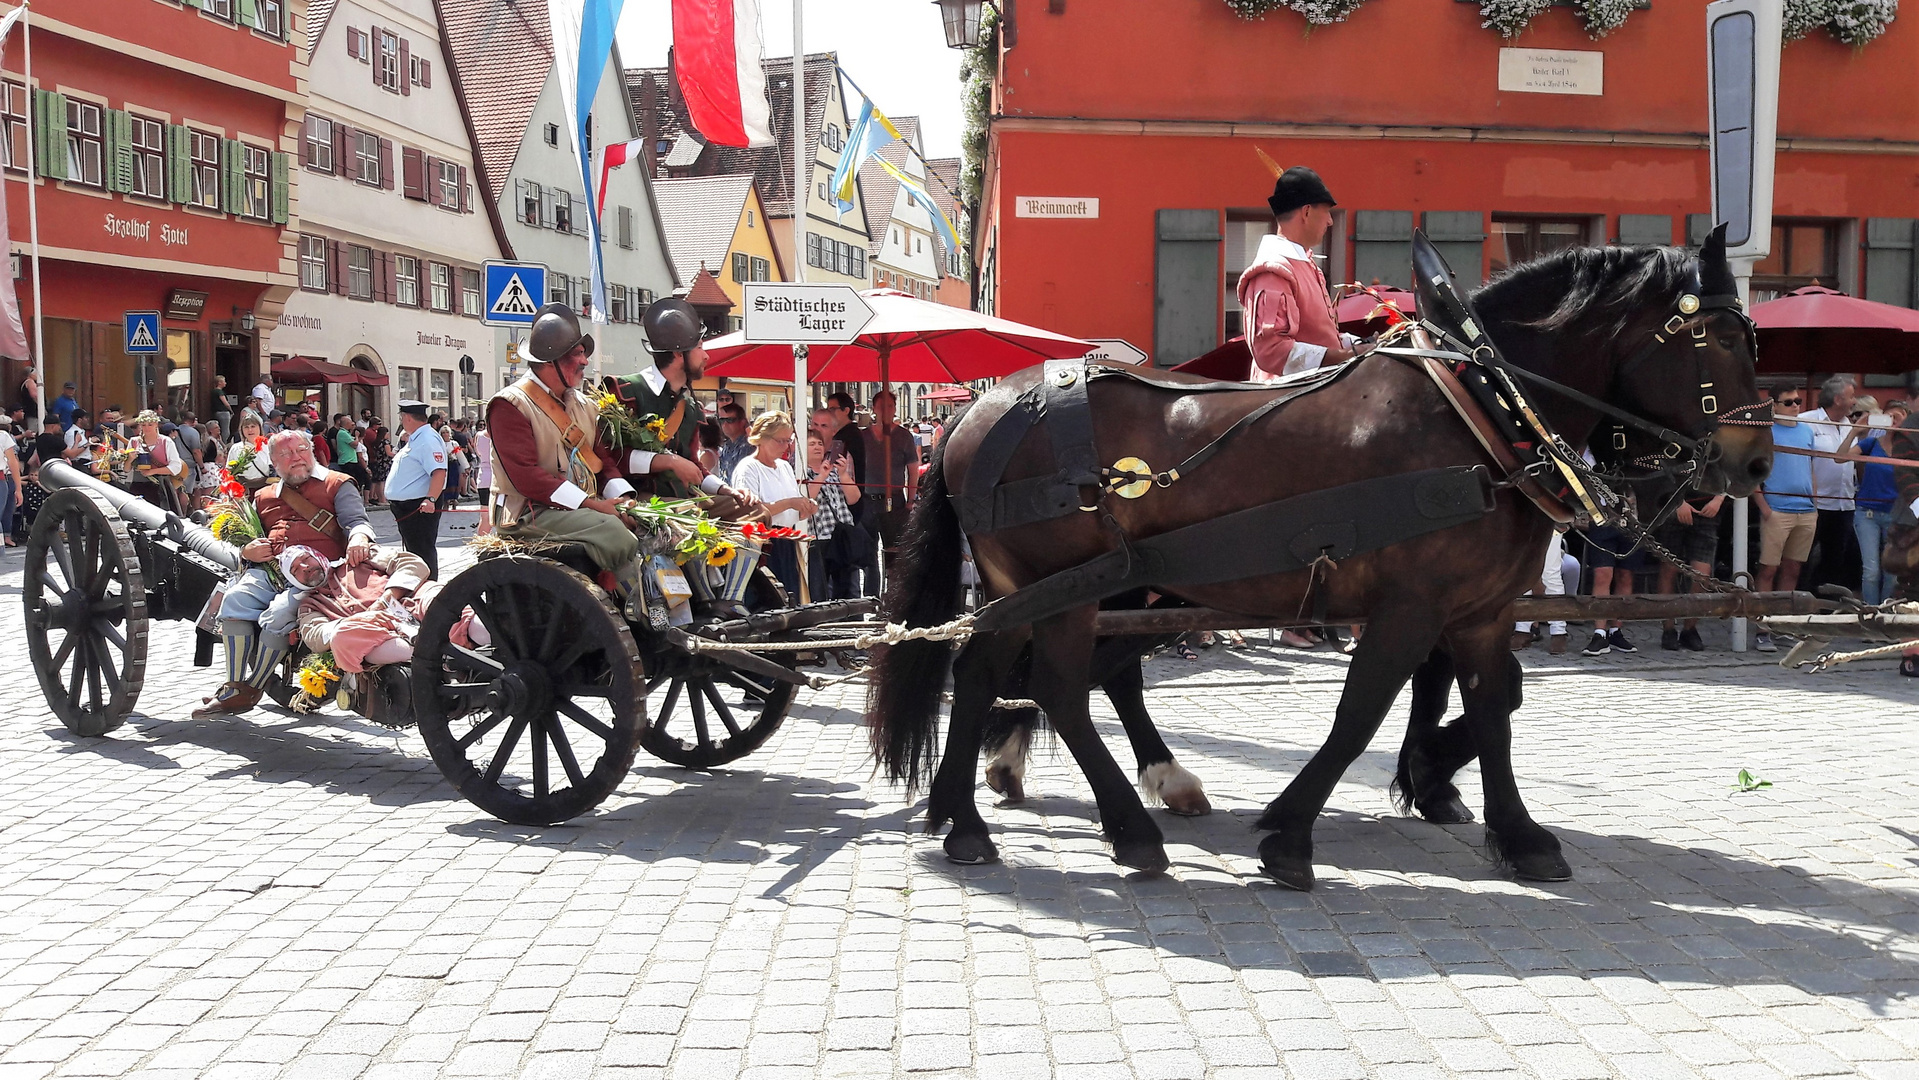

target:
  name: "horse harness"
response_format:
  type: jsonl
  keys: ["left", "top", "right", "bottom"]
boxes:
{"left": 957, "top": 235, "right": 1767, "bottom": 631}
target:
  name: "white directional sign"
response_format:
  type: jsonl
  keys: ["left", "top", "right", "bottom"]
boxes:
{"left": 743, "top": 283, "right": 874, "bottom": 345}
{"left": 483, "top": 261, "right": 547, "bottom": 327}
{"left": 1084, "top": 338, "right": 1148, "bottom": 366}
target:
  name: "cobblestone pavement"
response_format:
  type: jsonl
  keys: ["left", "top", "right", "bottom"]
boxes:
{"left": 3, "top": 513, "right": 1919, "bottom": 1079}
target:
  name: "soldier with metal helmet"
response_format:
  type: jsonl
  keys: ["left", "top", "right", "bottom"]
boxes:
{"left": 484, "top": 303, "right": 643, "bottom": 593}
{"left": 597, "top": 297, "right": 766, "bottom": 618}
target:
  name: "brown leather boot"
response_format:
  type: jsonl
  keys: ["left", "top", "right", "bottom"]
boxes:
{"left": 192, "top": 683, "right": 262, "bottom": 719}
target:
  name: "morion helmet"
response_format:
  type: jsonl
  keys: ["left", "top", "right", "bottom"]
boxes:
{"left": 642, "top": 297, "right": 704, "bottom": 354}
{"left": 527, "top": 303, "right": 595, "bottom": 363}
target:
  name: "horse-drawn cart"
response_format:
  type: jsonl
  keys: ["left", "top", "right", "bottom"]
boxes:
{"left": 23, "top": 460, "right": 875, "bottom": 825}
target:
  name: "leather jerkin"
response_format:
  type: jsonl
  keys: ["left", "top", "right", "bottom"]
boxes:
{"left": 524, "top": 384, "right": 603, "bottom": 474}
{"left": 267, "top": 481, "right": 346, "bottom": 543}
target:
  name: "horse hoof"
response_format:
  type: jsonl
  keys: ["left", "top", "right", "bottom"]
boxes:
{"left": 1511, "top": 849, "right": 1573, "bottom": 882}
{"left": 1261, "top": 855, "right": 1315, "bottom": 892}
{"left": 944, "top": 832, "right": 999, "bottom": 865}
{"left": 984, "top": 764, "right": 1026, "bottom": 804}
{"left": 1111, "top": 839, "right": 1170, "bottom": 875}
{"left": 1417, "top": 795, "right": 1474, "bottom": 825}
{"left": 1161, "top": 794, "right": 1212, "bottom": 817}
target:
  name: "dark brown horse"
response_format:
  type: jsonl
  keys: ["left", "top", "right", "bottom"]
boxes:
{"left": 870, "top": 237, "right": 1770, "bottom": 890}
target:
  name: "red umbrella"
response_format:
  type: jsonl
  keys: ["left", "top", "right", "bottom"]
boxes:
{"left": 1751, "top": 285, "right": 1919, "bottom": 375}
{"left": 702, "top": 289, "right": 1094, "bottom": 384}
{"left": 918, "top": 384, "right": 977, "bottom": 403}
{"left": 1335, "top": 286, "right": 1417, "bottom": 333}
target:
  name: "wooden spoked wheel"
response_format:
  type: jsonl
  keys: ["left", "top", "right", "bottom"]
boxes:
{"left": 23, "top": 487, "right": 148, "bottom": 736}
{"left": 637, "top": 658, "right": 796, "bottom": 769}
{"left": 413, "top": 556, "right": 644, "bottom": 825}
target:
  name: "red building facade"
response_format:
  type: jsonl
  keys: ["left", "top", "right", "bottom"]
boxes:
{"left": 4, "top": 0, "right": 303, "bottom": 421}
{"left": 973, "top": 1, "right": 1919, "bottom": 369}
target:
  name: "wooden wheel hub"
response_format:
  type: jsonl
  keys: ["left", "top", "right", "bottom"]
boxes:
{"left": 488, "top": 665, "right": 553, "bottom": 720}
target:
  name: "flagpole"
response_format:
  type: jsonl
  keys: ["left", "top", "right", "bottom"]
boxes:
{"left": 789, "top": 0, "right": 806, "bottom": 474}
{"left": 21, "top": 1, "right": 42, "bottom": 416}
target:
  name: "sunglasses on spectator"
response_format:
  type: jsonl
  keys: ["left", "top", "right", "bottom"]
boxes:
{"left": 1776, "top": 396, "right": 1802, "bottom": 405}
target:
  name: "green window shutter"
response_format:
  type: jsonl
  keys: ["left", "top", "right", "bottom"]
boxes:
{"left": 32, "top": 89, "right": 67, "bottom": 181}
{"left": 165, "top": 125, "right": 189, "bottom": 203}
{"left": 104, "top": 109, "right": 131, "bottom": 194}
{"left": 270, "top": 151, "right": 289, "bottom": 223}
{"left": 1617, "top": 214, "right": 1674, "bottom": 247}
{"left": 222, "top": 138, "right": 242, "bottom": 213}
{"left": 1421, "top": 211, "right": 1486, "bottom": 284}
{"left": 1352, "top": 210, "right": 1414, "bottom": 291}
{"left": 1864, "top": 219, "right": 1917, "bottom": 310}
{"left": 238, "top": 0, "right": 259, "bottom": 28}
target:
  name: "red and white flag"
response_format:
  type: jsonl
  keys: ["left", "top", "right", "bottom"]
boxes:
{"left": 0, "top": 3, "right": 30, "bottom": 361}
{"left": 596, "top": 136, "right": 645, "bottom": 221}
{"left": 671, "top": 0, "right": 774, "bottom": 148}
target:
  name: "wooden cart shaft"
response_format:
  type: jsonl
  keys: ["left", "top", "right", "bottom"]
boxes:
{"left": 1087, "top": 591, "right": 1825, "bottom": 636}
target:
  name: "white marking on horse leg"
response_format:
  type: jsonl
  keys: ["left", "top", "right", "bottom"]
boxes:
{"left": 984, "top": 728, "right": 1031, "bottom": 803}
{"left": 1140, "top": 759, "right": 1211, "bottom": 816}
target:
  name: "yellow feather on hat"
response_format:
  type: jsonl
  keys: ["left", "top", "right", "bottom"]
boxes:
{"left": 1254, "top": 147, "right": 1285, "bottom": 179}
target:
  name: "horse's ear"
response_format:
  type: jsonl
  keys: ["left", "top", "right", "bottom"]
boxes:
{"left": 1699, "top": 222, "right": 1738, "bottom": 297}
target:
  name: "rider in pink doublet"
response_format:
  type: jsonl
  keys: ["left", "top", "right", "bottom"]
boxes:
{"left": 1239, "top": 166, "right": 1361, "bottom": 382}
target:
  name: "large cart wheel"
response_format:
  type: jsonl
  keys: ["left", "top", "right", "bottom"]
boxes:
{"left": 22, "top": 487, "right": 148, "bottom": 736}
{"left": 637, "top": 655, "right": 796, "bottom": 769}
{"left": 413, "top": 557, "right": 644, "bottom": 825}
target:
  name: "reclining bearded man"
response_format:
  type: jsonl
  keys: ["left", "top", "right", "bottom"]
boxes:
{"left": 194, "top": 430, "right": 381, "bottom": 717}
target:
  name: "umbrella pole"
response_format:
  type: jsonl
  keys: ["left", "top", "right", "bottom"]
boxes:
{"left": 793, "top": 343, "right": 808, "bottom": 475}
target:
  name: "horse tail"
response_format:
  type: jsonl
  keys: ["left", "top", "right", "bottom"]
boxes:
{"left": 868, "top": 429, "right": 967, "bottom": 792}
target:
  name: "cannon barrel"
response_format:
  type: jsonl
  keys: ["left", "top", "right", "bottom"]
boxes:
{"left": 40, "top": 460, "right": 243, "bottom": 572}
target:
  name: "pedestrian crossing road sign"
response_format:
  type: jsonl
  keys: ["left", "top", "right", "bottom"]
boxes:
{"left": 483, "top": 261, "right": 547, "bottom": 327}
{"left": 124, "top": 311, "right": 161, "bottom": 354}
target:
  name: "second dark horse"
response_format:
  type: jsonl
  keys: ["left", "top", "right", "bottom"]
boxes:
{"left": 870, "top": 235, "right": 1771, "bottom": 890}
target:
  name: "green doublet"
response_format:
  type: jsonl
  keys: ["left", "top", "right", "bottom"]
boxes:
{"left": 603, "top": 371, "right": 705, "bottom": 498}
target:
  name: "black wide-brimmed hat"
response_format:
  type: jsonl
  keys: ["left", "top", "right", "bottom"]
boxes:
{"left": 1269, "top": 166, "right": 1337, "bottom": 217}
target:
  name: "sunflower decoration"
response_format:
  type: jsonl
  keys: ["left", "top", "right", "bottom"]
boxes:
{"left": 596, "top": 392, "right": 669, "bottom": 455}
{"left": 705, "top": 541, "right": 738, "bottom": 567}
{"left": 291, "top": 651, "right": 342, "bottom": 713}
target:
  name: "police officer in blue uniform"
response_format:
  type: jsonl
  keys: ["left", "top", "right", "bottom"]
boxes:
{"left": 386, "top": 399, "right": 448, "bottom": 577}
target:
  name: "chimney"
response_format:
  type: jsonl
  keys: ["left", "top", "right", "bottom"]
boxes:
{"left": 637, "top": 71, "right": 660, "bottom": 179}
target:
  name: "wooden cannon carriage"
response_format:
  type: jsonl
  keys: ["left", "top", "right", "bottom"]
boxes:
{"left": 23, "top": 460, "right": 876, "bottom": 825}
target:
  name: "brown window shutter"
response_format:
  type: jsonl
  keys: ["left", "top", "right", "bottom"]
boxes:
{"left": 329, "top": 240, "right": 346, "bottom": 295}
{"left": 424, "top": 155, "right": 441, "bottom": 205}
{"left": 369, "top": 26, "right": 381, "bottom": 84}
{"left": 338, "top": 124, "right": 355, "bottom": 181}
{"left": 420, "top": 59, "right": 431, "bottom": 88}
{"left": 376, "top": 251, "right": 394, "bottom": 303}
{"left": 299, "top": 116, "right": 312, "bottom": 168}
{"left": 399, "top": 39, "right": 411, "bottom": 96}
{"left": 379, "top": 138, "right": 393, "bottom": 190}
{"left": 458, "top": 165, "right": 470, "bottom": 213}
{"left": 346, "top": 28, "right": 358, "bottom": 60}
{"left": 402, "top": 146, "right": 424, "bottom": 200}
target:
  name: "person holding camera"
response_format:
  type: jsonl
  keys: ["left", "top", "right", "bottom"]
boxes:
{"left": 805, "top": 426, "right": 863, "bottom": 599}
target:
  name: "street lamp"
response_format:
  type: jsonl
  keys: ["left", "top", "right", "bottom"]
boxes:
{"left": 933, "top": 0, "right": 987, "bottom": 49}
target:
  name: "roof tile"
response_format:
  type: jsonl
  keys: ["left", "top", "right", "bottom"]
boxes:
{"left": 435, "top": 0, "right": 555, "bottom": 208}
{"left": 651, "top": 175, "right": 755, "bottom": 288}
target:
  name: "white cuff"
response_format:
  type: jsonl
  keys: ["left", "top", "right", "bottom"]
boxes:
{"left": 1340, "top": 332, "right": 1359, "bottom": 349}
{"left": 1282, "top": 341, "right": 1328, "bottom": 376}
{"left": 605, "top": 478, "right": 635, "bottom": 499}
{"left": 628, "top": 449, "right": 655, "bottom": 473}
{"left": 349, "top": 525, "right": 377, "bottom": 544}
{"left": 699, "top": 474, "right": 725, "bottom": 495}
{"left": 549, "top": 481, "right": 588, "bottom": 510}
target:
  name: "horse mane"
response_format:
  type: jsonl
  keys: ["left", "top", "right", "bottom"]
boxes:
{"left": 1472, "top": 244, "right": 1696, "bottom": 343}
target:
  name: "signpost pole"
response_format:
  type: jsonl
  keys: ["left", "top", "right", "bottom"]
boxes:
{"left": 791, "top": 0, "right": 807, "bottom": 474}
{"left": 1707, "top": 0, "right": 1782, "bottom": 652}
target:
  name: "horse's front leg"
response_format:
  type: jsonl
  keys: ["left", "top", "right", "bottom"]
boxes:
{"left": 1451, "top": 621, "right": 1570, "bottom": 882}
{"left": 1259, "top": 606, "right": 1442, "bottom": 890}
{"left": 928, "top": 632, "right": 1021, "bottom": 864}
{"left": 1030, "top": 606, "right": 1168, "bottom": 873}
{"left": 1392, "top": 649, "right": 1478, "bottom": 825}
{"left": 1099, "top": 654, "right": 1210, "bottom": 816}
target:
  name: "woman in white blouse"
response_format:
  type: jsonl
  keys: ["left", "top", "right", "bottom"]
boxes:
{"left": 728, "top": 412, "right": 817, "bottom": 600}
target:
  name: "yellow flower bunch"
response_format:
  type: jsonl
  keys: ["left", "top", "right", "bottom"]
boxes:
{"left": 705, "top": 541, "right": 737, "bottom": 567}
{"left": 296, "top": 668, "right": 331, "bottom": 698}
{"left": 291, "top": 651, "right": 342, "bottom": 712}
{"left": 645, "top": 416, "right": 667, "bottom": 439}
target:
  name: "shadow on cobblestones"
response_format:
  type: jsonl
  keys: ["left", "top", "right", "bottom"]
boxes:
{"left": 445, "top": 767, "right": 921, "bottom": 900}
{"left": 913, "top": 797, "right": 1919, "bottom": 1010}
